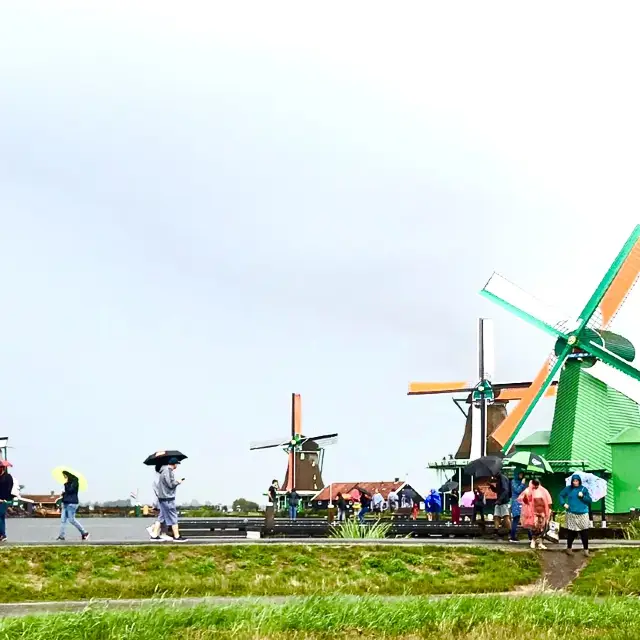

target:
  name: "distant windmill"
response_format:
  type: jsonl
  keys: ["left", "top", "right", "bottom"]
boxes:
{"left": 408, "top": 318, "right": 557, "bottom": 459}
{"left": 0, "top": 437, "right": 10, "bottom": 462}
{"left": 249, "top": 394, "right": 338, "bottom": 492}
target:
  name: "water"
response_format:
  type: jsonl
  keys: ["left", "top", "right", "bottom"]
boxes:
{"left": 5, "top": 517, "right": 149, "bottom": 543}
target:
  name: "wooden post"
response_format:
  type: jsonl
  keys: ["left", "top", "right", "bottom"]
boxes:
{"left": 265, "top": 505, "right": 275, "bottom": 536}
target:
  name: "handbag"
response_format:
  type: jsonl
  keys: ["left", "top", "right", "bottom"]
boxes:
{"left": 545, "top": 519, "right": 560, "bottom": 543}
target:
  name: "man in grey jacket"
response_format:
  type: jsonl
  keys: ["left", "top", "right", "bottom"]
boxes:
{"left": 148, "top": 458, "right": 187, "bottom": 542}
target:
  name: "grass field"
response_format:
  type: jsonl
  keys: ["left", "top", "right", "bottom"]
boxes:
{"left": 0, "top": 544, "right": 540, "bottom": 602}
{"left": 572, "top": 548, "right": 640, "bottom": 595}
{"left": 2, "top": 595, "right": 639, "bottom": 639}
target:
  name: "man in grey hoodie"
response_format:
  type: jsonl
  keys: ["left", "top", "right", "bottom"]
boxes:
{"left": 148, "top": 457, "right": 187, "bottom": 542}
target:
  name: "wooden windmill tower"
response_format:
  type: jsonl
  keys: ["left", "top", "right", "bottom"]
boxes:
{"left": 480, "top": 225, "right": 640, "bottom": 512}
{"left": 409, "top": 318, "right": 557, "bottom": 460}
{"left": 250, "top": 394, "right": 338, "bottom": 494}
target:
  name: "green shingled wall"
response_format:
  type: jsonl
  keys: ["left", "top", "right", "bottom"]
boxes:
{"left": 547, "top": 363, "right": 611, "bottom": 471}
{"left": 547, "top": 362, "right": 640, "bottom": 513}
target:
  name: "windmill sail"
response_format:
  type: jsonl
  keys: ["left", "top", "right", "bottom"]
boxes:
{"left": 482, "top": 225, "right": 640, "bottom": 453}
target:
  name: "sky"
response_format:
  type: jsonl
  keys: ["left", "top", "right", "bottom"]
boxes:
{"left": 1, "top": 2, "right": 640, "bottom": 504}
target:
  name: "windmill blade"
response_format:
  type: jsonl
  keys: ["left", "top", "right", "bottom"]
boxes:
{"left": 583, "top": 338, "right": 640, "bottom": 383}
{"left": 585, "top": 361, "right": 640, "bottom": 405}
{"left": 470, "top": 403, "right": 482, "bottom": 459}
{"left": 599, "top": 233, "right": 640, "bottom": 329}
{"left": 493, "top": 383, "right": 558, "bottom": 402}
{"left": 478, "top": 318, "right": 495, "bottom": 381}
{"left": 490, "top": 353, "right": 568, "bottom": 452}
{"left": 577, "top": 225, "right": 640, "bottom": 330}
{"left": 291, "top": 393, "right": 302, "bottom": 436}
{"left": 305, "top": 433, "right": 339, "bottom": 448}
{"left": 408, "top": 381, "right": 475, "bottom": 395}
{"left": 481, "top": 273, "right": 572, "bottom": 339}
{"left": 249, "top": 437, "right": 288, "bottom": 451}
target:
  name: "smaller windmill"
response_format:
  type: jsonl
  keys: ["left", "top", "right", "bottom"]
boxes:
{"left": 249, "top": 394, "right": 338, "bottom": 493}
{"left": 409, "top": 318, "right": 557, "bottom": 459}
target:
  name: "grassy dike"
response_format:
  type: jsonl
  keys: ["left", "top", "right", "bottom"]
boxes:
{"left": 2, "top": 595, "right": 640, "bottom": 640}
{"left": 0, "top": 544, "right": 540, "bottom": 602}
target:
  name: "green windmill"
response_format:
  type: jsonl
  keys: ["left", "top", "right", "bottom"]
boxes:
{"left": 480, "top": 225, "right": 640, "bottom": 513}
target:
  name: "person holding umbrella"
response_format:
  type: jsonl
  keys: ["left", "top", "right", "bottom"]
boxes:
{"left": 152, "top": 456, "right": 187, "bottom": 542}
{"left": 54, "top": 469, "right": 89, "bottom": 541}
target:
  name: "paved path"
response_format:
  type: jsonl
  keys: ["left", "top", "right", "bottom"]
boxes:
{"left": 5, "top": 517, "right": 640, "bottom": 548}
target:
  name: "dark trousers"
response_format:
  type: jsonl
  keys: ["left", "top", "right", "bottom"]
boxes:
{"left": 510, "top": 514, "right": 520, "bottom": 540}
{"left": 0, "top": 502, "right": 7, "bottom": 538}
{"left": 473, "top": 508, "right": 485, "bottom": 525}
{"left": 567, "top": 528, "right": 589, "bottom": 550}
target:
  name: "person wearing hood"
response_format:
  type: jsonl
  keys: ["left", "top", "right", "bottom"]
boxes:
{"left": 559, "top": 474, "right": 592, "bottom": 556}
{"left": 518, "top": 479, "right": 552, "bottom": 550}
{"left": 509, "top": 471, "right": 527, "bottom": 542}
{"left": 425, "top": 490, "right": 442, "bottom": 521}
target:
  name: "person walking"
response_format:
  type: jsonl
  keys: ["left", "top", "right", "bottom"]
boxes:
{"left": 268, "top": 479, "right": 279, "bottom": 506}
{"left": 56, "top": 471, "right": 90, "bottom": 541}
{"left": 519, "top": 479, "right": 552, "bottom": 550}
{"left": 472, "top": 488, "right": 485, "bottom": 527}
{"left": 425, "top": 489, "right": 442, "bottom": 521}
{"left": 358, "top": 490, "right": 371, "bottom": 524}
{"left": 490, "top": 472, "right": 512, "bottom": 533}
{"left": 509, "top": 471, "right": 527, "bottom": 542}
{"left": 147, "top": 463, "right": 173, "bottom": 541}
{"left": 154, "top": 457, "right": 187, "bottom": 542}
{"left": 450, "top": 488, "right": 461, "bottom": 525}
{"left": 387, "top": 489, "right": 399, "bottom": 514}
{"left": 0, "top": 462, "right": 14, "bottom": 542}
{"left": 336, "top": 492, "right": 347, "bottom": 522}
{"left": 372, "top": 488, "right": 384, "bottom": 515}
{"left": 560, "top": 474, "right": 592, "bottom": 557}
{"left": 287, "top": 488, "right": 300, "bottom": 520}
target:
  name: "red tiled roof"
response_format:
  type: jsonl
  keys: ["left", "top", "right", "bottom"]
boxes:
{"left": 313, "top": 481, "right": 412, "bottom": 502}
{"left": 22, "top": 494, "right": 59, "bottom": 504}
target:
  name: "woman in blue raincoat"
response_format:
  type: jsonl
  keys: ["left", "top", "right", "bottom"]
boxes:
{"left": 509, "top": 471, "right": 527, "bottom": 542}
{"left": 425, "top": 490, "right": 442, "bottom": 521}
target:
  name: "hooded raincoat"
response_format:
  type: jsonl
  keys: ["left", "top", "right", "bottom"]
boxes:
{"left": 518, "top": 481, "right": 552, "bottom": 532}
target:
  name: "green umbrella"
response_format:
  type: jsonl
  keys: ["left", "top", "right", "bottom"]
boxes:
{"left": 507, "top": 451, "right": 553, "bottom": 474}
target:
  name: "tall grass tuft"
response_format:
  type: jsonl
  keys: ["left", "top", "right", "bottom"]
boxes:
{"left": 330, "top": 519, "right": 392, "bottom": 539}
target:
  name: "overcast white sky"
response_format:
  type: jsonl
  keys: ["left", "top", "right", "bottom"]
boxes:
{"left": 1, "top": 2, "right": 639, "bottom": 503}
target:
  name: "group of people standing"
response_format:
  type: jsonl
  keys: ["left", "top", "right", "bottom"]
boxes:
{"left": 486, "top": 471, "right": 593, "bottom": 555}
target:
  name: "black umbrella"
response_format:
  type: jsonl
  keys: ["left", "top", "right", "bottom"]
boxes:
{"left": 439, "top": 480, "right": 459, "bottom": 493}
{"left": 463, "top": 455, "right": 503, "bottom": 478}
{"left": 143, "top": 450, "right": 188, "bottom": 466}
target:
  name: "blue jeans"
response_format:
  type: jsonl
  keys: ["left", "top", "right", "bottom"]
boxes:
{"left": 0, "top": 502, "right": 8, "bottom": 538}
{"left": 289, "top": 505, "right": 298, "bottom": 520}
{"left": 358, "top": 506, "right": 369, "bottom": 523}
{"left": 60, "top": 503, "right": 86, "bottom": 537}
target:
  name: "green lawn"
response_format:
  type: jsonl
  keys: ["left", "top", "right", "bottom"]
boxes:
{"left": 2, "top": 595, "right": 640, "bottom": 639}
{"left": 572, "top": 548, "right": 640, "bottom": 595}
{"left": 0, "top": 545, "right": 540, "bottom": 602}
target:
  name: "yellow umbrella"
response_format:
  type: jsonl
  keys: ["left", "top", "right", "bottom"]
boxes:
{"left": 52, "top": 467, "right": 88, "bottom": 492}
